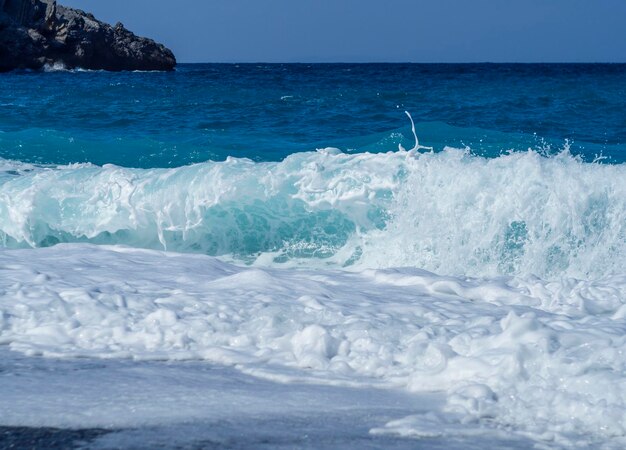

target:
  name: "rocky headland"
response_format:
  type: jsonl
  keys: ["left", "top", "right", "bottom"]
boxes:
{"left": 0, "top": 0, "right": 176, "bottom": 71}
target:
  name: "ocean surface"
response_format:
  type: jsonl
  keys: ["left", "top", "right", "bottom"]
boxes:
{"left": 1, "top": 64, "right": 625, "bottom": 449}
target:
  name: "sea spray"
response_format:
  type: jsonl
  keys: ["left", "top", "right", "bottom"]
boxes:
{"left": 1, "top": 147, "right": 624, "bottom": 279}
{"left": 0, "top": 148, "right": 626, "bottom": 276}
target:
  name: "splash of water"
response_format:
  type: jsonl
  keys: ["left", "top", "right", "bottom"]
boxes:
{"left": 399, "top": 111, "right": 433, "bottom": 152}
{"left": 1, "top": 146, "right": 623, "bottom": 279}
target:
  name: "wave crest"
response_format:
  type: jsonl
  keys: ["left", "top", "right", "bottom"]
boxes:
{"left": 1, "top": 148, "right": 624, "bottom": 279}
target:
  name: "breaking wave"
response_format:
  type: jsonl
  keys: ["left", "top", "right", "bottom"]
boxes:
{"left": 0, "top": 147, "right": 624, "bottom": 279}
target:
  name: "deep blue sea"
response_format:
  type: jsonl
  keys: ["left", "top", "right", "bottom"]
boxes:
{"left": 2, "top": 63, "right": 625, "bottom": 166}
{"left": 0, "top": 64, "right": 624, "bottom": 278}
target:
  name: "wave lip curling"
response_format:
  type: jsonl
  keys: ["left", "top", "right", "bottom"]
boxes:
{"left": 1, "top": 147, "right": 624, "bottom": 279}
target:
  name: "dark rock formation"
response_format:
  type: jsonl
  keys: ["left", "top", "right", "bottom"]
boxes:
{"left": 0, "top": 0, "right": 176, "bottom": 71}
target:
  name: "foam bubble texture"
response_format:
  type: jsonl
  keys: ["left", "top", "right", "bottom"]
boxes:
{"left": 1, "top": 244, "right": 626, "bottom": 446}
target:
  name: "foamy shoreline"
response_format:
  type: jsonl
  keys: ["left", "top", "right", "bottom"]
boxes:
{"left": 1, "top": 244, "right": 625, "bottom": 447}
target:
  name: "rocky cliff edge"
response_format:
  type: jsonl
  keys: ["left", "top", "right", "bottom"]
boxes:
{"left": 0, "top": 0, "right": 176, "bottom": 71}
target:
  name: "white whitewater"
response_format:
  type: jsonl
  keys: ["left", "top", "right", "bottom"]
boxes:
{"left": 1, "top": 244, "right": 626, "bottom": 447}
{"left": 1, "top": 132, "right": 625, "bottom": 447}
{"left": 0, "top": 147, "right": 624, "bottom": 279}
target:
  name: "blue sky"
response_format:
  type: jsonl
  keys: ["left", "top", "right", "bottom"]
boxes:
{"left": 63, "top": 0, "right": 626, "bottom": 63}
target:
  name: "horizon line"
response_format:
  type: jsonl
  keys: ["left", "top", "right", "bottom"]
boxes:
{"left": 175, "top": 61, "right": 626, "bottom": 65}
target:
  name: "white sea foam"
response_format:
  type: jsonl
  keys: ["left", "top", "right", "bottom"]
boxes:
{"left": 42, "top": 62, "right": 102, "bottom": 73}
{"left": 1, "top": 244, "right": 626, "bottom": 447}
{"left": 42, "top": 62, "right": 69, "bottom": 72}
{"left": 1, "top": 143, "right": 625, "bottom": 445}
{"left": 0, "top": 148, "right": 624, "bottom": 279}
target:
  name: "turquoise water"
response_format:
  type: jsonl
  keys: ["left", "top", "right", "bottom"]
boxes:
{"left": 0, "top": 64, "right": 624, "bottom": 278}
